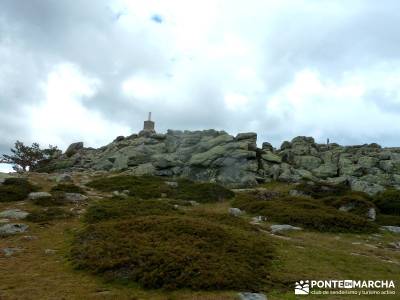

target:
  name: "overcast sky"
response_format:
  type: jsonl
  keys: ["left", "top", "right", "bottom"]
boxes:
{"left": 1, "top": 0, "right": 400, "bottom": 171}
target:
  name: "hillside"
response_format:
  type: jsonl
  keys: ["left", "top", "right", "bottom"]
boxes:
{"left": 0, "top": 171, "right": 399, "bottom": 299}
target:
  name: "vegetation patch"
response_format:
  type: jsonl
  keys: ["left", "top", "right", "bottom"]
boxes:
{"left": 295, "top": 182, "right": 350, "bottom": 199}
{"left": 71, "top": 215, "right": 274, "bottom": 290}
{"left": 232, "top": 193, "right": 378, "bottom": 233}
{"left": 84, "top": 198, "right": 179, "bottom": 223}
{"left": 26, "top": 207, "right": 73, "bottom": 223}
{"left": 174, "top": 179, "right": 235, "bottom": 203}
{"left": 375, "top": 214, "right": 400, "bottom": 226}
{"left": 321, "top": 194, "right": 375, "bottom": 218}
{"left": 0, "top": 178, "right": 38, "bottom": 202}
{"left": 51, "top": 183, "right": 86, "bottom": 194}
{"left": 31, "top": 191, "right": 66, "bottom": 206}
{"left": 373, "top": 189, "right": 400, "bottom": 216}
{"left": 86, "top": 175, "right": 234, "bottom": 203}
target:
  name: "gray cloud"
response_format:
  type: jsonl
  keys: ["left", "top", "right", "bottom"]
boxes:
{"left": 1, "top": 0, "right": 400, "bottom": 168}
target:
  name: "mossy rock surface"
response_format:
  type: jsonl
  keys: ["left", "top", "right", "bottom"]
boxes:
{"left": 232, "top": 193, "right": 378, "bottom": 233}
{"left": 71, "top": 215, "right": 274, "bottom": 290}
{"left": 0, "top": 178, "right": 38, "bottom": 202}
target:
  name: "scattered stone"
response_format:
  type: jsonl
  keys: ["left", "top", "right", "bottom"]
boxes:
{"left": 388, "top": 241, "right": 400, "bottom": 250}
{"left": 0, "top": 223, "right": 29, "bottom": 236}
{"left": 367, "top": 208, "right": 376, "bottom": 221}
{"left": 229, "top": 207, "right": 244, "bottom": 217}
{"left": 0, "top": 209, "right": 29, "bottom": 220}
{"left": 44, "top": 249, "right": 57, "bottom": 255}
{"left": 250, "top": 216, "right": 266, "bottom": 225}
{"left": 21, "top": 235, "right": 38, "bottom": 241}
{"left": 64, "top": 193, "right": 88, "bottom": 203}
{"left": 381, "top": 226, "right": 400, "bottom": 234}
{"left": 165, "top": 181, "right": 179, "bottom": 188}
{"left": 289, "top": 189, "right": 305, "bottom": 197}
{"left": 2, "top": 247, "right": 22, "bottom": 257}
{"left": 112, "top": 191, "right": 128, "bottom": 198}
{"left": 270, "top": 224, "right": 302, "bottom": 234}
{"left": 56, "top": 173, "right": 73, "bottom": 183}
{"left": 238, "top": 292, "right": 267, "bottom": 300}
{"left": 28, "top": 192, "right": 52, "bottom": 200}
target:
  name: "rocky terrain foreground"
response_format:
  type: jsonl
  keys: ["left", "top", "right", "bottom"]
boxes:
{"left": 41, "top": 130, "right": 400, "bottom": 195}
{"left": 0, "top": 171, "right": 399, "bottom": 300}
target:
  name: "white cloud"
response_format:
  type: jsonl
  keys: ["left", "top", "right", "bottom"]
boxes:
{"left": 28, "top": 63, "right": 131, "bottom": 149}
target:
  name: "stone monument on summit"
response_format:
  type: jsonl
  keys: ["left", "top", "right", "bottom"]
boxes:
{"left": 139, "top": 112, "right": 156, "bottom": 136}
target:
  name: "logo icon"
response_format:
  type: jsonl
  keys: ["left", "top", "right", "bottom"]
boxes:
{"left": 295, "top": 280, "right": 310, "bottom": 295}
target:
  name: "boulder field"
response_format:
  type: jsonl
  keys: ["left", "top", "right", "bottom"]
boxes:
{"left": 41, "top": 130, "right": 400, "bottom": 194}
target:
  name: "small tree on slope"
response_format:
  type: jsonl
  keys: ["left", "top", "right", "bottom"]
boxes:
{"left": 1, "top": 140, "right": 59, "bottom": 172}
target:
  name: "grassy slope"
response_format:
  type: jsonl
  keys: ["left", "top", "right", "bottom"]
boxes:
{"left": 0, "top": 175, "right": 399, "bottom": 299}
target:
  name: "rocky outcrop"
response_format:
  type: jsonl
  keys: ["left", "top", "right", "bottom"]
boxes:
{"left": 47, "top": 130, "right": 259, "bottom": 188}
{"left": 44, "top": 132, "right": 400, "bottom": 193}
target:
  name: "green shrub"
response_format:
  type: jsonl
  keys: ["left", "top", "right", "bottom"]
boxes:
{"left": 71, "top": 215, "right": 274, "bottom": 290}
{"left": 295, "top": 182, "right": 350, "bottom": 199}
{"left": 175, "top": 179, "right": 235, "bottom": 203}
{"left": 84, "top": 198, "right": 178, "bottom": 223}
{"left": 86, "top": 175, "right": 171, "bottom": 199}
{"left": 86, "top": 175, "right": 234, "bottom": 203}
{"left": 373, "top": 189, "right": 400, "bottom": 216}
{"left": 232, "top": 193, "right": 378, "bottom": 233}
{"left": 0, "top": 178, "right": 38, "bottom": 202}
{"left": 51, "top": 183, "right": 86, "bottom": 194}
{"left": 321, "top": 195, "right": 375, "bottom": 218}
{"left": 375, "top": 214, "right": 400, "bottom": 226}
{"left": 26, "top": 207, "right": 73, "bottom": 223}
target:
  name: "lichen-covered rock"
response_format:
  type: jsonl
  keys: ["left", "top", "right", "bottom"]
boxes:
{"left": 0, "top": 209, "right": 29, "bottom": 220}
{"left": 270, "top": 224, "right": 302, "bottom": 234}
{"left": 65, "top": 142, "right": 84, "bottom": 157}
{"left": 43, "top": 131, "right": 400, "bottom": 191}
{"left": 28, "top": 192, "right": 52, "bottom": 200}
{"left": 0, "top": 223, "right": 29, "bottom": 236}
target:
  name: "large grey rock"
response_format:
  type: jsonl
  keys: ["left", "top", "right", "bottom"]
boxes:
{"left": 238, "top": 292, "right": 267, "bottom": 300}
{"left": 312, "top": 163, "right": 338, "bottom": 178}
{"left": 28, "top": 192, "right": 52, "bottom": 200}
{"left": 65, "top": 142, "right": 84, "bottom": 157}
{"left": 293, "top": 156, "right": 322, "bottom": 171}
{"left": 261, "top": 152, "right": 281, "bottom": 163}
{"left": 236, "top": 132, "right": 257, "bottom": 141}
{"left": 358, "top": 156, "right": 379, "bottom": 169}
{"left": 270, "top": 224, "right": 302, "bottom": 234}
{"left": 0, "top": 223, "right": 29, "bottom": 235}
{"left": 56, "top": 173, "right": 73, "bottom": 183}
{"left": 0, "top": 209, "right": 29, "bottom": 220}
{"left": 381, "top": 226, "right": 400, "bottom": 234}
{"left": 229, "top": 207, "right": 244, "bottom": 217}
{"left": 350, "top": 179, "right": 384, "bottom": 196}
{"left": 64, "top": 193, "right": 88, "bottom": 203}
